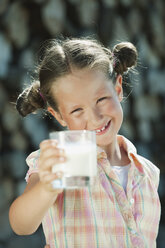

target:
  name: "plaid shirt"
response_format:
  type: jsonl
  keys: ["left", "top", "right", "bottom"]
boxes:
{"left": 26, "top": 135, "right": 161, "bottom": 248}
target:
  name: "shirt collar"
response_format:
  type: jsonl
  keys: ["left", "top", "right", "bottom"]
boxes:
{"left": 97, "top": 135, "right": 144, "bottom": 175}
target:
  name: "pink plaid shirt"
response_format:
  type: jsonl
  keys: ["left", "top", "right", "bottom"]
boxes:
{"left": 26, "top": 135, "right": 161, "bottom": 248}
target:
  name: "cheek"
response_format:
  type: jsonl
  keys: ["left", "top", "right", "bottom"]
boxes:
{"left": 114, "top": 102, "right": 123, "bottom": 123}
{"left": 105, "top": 99, "right": 121, "bottom": 113}
{"left": 105, "top": 100, "right": 123, "bottom": 121}
{"left": 64, "top": 116, "right": 86, "bottom": 130}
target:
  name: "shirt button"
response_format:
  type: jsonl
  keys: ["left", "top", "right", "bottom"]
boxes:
{"left": 130, "top": 198, "right": 134, "bottom": 204}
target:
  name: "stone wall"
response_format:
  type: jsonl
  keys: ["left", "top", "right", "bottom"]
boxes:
{"left": 0, "top": 0, "right": 165, "bottom": 247}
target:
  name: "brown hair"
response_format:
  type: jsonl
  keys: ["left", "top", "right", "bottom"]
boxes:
{"left": 16, "top": 38, "right": 138, "bottom": 117}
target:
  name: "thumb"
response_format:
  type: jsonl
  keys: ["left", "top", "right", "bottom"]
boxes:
{"left": 44, "top": 246, "right": 50, "bottom": 248}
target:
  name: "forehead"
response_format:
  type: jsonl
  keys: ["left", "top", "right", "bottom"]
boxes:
{"left": 52, "top": 69, "right": 113, "bottom": 108}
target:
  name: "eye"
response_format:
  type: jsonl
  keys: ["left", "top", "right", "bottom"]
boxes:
{"left": 71, "top": 108, "right": 82, "bottom": 114}
{"left": 97, "top": 97, "right": 107, "bottom": 103}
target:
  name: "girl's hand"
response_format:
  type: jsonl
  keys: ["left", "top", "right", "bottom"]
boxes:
{"left": 44, "top": 245, "right": 50, "bottom": 248}
{"left": 38, "top": 139, "right": 66, "bottom": 194}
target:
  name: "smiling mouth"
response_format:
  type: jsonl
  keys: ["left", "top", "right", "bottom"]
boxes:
{"left": 95, "top": 120, "right": 111, "bottom": 135}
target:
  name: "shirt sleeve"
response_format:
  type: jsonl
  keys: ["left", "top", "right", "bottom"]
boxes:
{"left": 147, "top": 159, "right": 160, "bottom": 190}
{"left": 138, "top": 155, "right": 160, "bottom": 190}
{"left": 25, "top": 149, "right": 40, "bottom": 183}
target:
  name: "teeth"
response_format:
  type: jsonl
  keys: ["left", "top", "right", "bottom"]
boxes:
{"left": 96, "top": 122, "right": 109, "bottom": 133}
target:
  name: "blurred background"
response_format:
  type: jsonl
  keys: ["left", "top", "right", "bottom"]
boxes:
{"left": 0, "top": 0, "right": 165, "bottom": 247}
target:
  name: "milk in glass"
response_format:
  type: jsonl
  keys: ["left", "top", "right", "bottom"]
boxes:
{"left": 50, "top": 130, "right": 97, "bottom": 189}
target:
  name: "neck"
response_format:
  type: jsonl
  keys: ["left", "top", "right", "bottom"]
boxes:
{"left": 100, "top": 136, "right": 130, "bottom": 166}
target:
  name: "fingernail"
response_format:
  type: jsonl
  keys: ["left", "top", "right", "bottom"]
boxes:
{"left": 59, "top": 149, "right": 64, "bottom": 155}
{"left": 59, "top": 157, "right": 65, "bottom": 162}
{"left": 52, "top": 140, "right": 58, "bottom": 146}
{"left": 56, "top": 172, "right": 63, "bottom": 177}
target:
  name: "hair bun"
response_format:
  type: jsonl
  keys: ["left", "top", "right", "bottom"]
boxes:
{"left": 112, "top": 42, "right": 138, "bottom": 75}
{"left": 16, "top": 81, "right": 45, "bottom": 117}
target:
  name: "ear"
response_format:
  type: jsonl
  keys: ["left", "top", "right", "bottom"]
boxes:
{"left": 47, "top": 107, "right": 67, "bottom": 127}
{"left": 114, "top": 75, "right": 123, "bottom": 102}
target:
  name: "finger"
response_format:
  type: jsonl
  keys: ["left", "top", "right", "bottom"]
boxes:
{"left": 40, "top": 139, "right": 58, "bottom": 150}
{"left": 39, "top": 155, "right": 66, "bottom": 171}
{"left": 40, "top": 147, "right": 65, "bottom": 160}
{"left": 40, "top": 171, "right": 64, "bottom": 194}
{"left": 40, "top": 171, "right": 63, "bottom": 184}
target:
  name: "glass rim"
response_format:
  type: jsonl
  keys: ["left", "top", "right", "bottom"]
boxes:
{"left": 50, "top": 130, "right": 96, "bottom": 135}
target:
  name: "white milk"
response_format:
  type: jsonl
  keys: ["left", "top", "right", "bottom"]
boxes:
{"left": 52, "top": 142, "right": 97, "bottom": 177}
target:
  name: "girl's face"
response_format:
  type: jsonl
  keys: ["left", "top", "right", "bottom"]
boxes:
{"left": 49, "top": 69, "right": 123, "bottom": 148}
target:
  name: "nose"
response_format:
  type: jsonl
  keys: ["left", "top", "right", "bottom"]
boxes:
{"left": 86, "top": 107, "right": 103, "bottom": 128}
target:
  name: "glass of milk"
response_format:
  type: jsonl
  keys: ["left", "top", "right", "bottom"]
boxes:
{"left": 49, "top": 130, "right": 97, "bottom": 189}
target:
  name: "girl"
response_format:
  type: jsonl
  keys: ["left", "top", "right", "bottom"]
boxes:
{"left": 9, "top": 38, "right": 161, "bottom": 247}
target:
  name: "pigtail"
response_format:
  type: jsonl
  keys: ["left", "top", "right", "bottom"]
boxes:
{"left": 112, "top": 42, "right": 138, "bottom": 75}
{"left": 16, "top": 80, "right": 46, "bottom": 117}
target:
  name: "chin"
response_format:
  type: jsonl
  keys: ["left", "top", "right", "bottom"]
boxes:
{"left": 96, "top": 131, "right": 118, "bottom": 148}
{"left": 96, "top": 137, "right": 112, "bottom": 148}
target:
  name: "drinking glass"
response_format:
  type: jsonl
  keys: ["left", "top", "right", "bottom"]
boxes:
{"left": 49, "top": 130, "right": 97, "bottom": 189}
